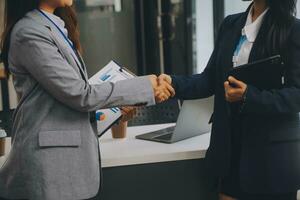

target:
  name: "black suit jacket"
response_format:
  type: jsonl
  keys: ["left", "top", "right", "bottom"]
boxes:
{"left": 172, "top": 8, "right": 300, "bottom": 194}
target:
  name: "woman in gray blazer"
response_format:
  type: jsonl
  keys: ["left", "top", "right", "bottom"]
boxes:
{"left": 0, "top": 0, "right": 175, "bottom": 199}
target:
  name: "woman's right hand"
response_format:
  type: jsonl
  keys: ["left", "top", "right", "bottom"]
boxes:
{"left": 148, "top": 75, "right": 175, "bottom": 103}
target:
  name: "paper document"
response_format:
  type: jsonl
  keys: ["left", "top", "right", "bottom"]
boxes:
{"left": 89, "top": 61, "right": 135, "bottom": 137}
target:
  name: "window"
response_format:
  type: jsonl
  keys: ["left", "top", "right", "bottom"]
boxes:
{"left": 194, "top": 0, "right": 214, "bottom": 73}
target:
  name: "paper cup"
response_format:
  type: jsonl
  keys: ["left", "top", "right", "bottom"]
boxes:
{"left": 0, "top": 129, "right": 7, "bottom": 156}
{"left": 111, "top": 122, "right": 128, "bottom": 139}
{"left": 0, "top": 138, "right": 5, "bottom": 157}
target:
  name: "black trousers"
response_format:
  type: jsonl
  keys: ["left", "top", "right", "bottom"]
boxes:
{"left": 219, "top": 115, "right": 297, "bottom": 200}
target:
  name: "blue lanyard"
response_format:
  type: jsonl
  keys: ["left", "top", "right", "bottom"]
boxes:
{"left": 37, "top": 9, "right": 77, "bottom": 54}
{"left": 234, "top": 35, "right": 247, "bottom": 56}
{"left": 38, "top": 9, "right": 86, "bottom": 75}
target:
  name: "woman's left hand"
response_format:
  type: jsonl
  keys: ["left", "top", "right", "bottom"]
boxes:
{"left": 224, "top": 76, "right": 248, "bottom": 103}
{"left": 120, "top": 107, "right": 137, "bottom": 122}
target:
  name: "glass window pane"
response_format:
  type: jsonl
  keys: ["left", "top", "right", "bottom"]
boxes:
{"left": 193, "top": 0, "right": 214, "bottom": 73}
{"left": 297, "top": 1, "right": 300, "bottom": 18}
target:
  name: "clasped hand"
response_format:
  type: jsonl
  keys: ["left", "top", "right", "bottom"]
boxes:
{"left": 119, "top": 74, "right": 175, "bottom": 123}
{"left": 224, "top": 76, "right": 248, "bottom": 103}
{"left": 148, "top": 74, "right": 175, "bottom": 103}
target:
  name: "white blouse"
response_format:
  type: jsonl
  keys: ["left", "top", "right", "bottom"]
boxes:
{"left": 233, "top": 6, "right": 269, "bottom": 67}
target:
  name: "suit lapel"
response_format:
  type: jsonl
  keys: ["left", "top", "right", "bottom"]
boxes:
{"left": 221, "top": 11, "right": 249, "bottom": 81}
{"left": 69, "top": 50, "right": 89, "bottom": 80}
{"left": 26, "top": 10, "right": 89, "bottom": 82}
{"left": 248, "top": 11, "right": 271, "bottom": 63}
{"left": 75, "top": 52, "right": 89, "bottom": 77}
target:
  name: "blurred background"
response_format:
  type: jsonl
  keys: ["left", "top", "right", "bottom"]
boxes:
{"left": 0, "top": 0, "right": 300, "bottom": 135}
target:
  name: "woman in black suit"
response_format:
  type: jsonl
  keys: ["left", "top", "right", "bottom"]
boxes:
{"left": 159, "top": 0, "right": 300, "bottom": 199}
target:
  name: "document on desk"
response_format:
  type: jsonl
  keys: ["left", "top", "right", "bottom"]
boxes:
{"left": 89, "top": 61, "right": 135, "bottom": 137}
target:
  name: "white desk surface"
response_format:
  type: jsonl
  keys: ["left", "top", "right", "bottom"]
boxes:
{"left": 1, "top": 124, "right": 299, "bottom": 198}
{"left": 0, "top": 123, "right": 210, "bottom": 168}
{"left": 100, "top": 123, "right": 210, "bottom": 168}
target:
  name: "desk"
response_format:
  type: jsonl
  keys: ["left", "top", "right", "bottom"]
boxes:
{"left": 100, "top": 123, "right": 210, "bottom": 167}
{"left": 1, "top": 124, "right": 299, "bottom": 200}
{"left": 0, "top": 124, "right": 217, "bottom": 200}
{"left": 0, "top": 124, "right": 210, "bottom": 168}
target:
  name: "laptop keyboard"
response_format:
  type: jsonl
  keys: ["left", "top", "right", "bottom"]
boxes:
{"left": 152, "top": 126, "right": 176, "bottom": 140}
{"left": 154, "top": 133, "right": 173, "bottom": 141}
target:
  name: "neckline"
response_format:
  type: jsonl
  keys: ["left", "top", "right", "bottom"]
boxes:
{"left": 39, "top": 9, "right": 66, "bottom": 28}
{"left": 242, "top": 6, "right": 269, "bottom": 42}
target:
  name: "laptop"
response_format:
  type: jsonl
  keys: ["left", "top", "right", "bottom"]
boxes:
{"left": 136, "top": 97, "right": 213, "bottom": 144}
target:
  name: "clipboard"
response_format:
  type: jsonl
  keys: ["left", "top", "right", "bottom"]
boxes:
{"left": 89, "top": 61, "right": 136, "bottom": 137}
{"left": 227, "top": 55, "right": 285, "bottom": 90}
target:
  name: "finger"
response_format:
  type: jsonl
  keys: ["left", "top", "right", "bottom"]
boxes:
{"left": 121, "top": 107, "right": 131, "bottom": 113}
{"left": 164, "top": 74, "right": 172, "bottom": 84}
{"left": 163, "top": 87, "right": 171, "bottom": 97}
{"left": 158, "top": 77, "right": 165, "bottom": 85}
{"left": 158, "top": 93, "right": 168, "bottom": 102}
{"left": 166, "top": 84, "right": 176, "bottom": 97}
{"left": 159, "top": 74, "right": 171, "bottom": 84}
{"left": 226, "top": 95, "right": 235, "bottom": 102}
{"left": 155, "top": 90, "right": 161, "bottom": 97}
{"left": 155, "top": 94, "right": 163, "bottom": 103}
{"left": 228, "top": 76, "right": 244, "bottom": 88}
{"left": 127, "top": 107, "right": 135, "bottom": 112}
{"left": 226, "top": 88, "right": 236, "bottom": 97}
{"left": 158, "top": 81, "right": 173, "bottom": 97}
{"left": 224, "top": 81, "right": 230, "bottom": 91}
{"left": 122, "top": 108, "right": 132, "bottom": 115}
{"left": 158, "top": 93, "right": 167, "bottom": 100}
{"left": 228, "top": 88, "right": 244, "bottom": 97}
{"left": 157, "top": 89, "right": 168, "bottom": 97}
{"left": 120, "top": 109, "right": 127, "bottom": 115}
{"left": 227, "top": 90, "right": 239, "bottom": 98}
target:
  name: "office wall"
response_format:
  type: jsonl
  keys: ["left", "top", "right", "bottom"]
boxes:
{"left": 76, "top": 0, "right": 138, "bottom": 77}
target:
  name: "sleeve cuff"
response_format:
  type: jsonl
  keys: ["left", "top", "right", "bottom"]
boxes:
{"left": 170, "top": 75, "right": 179, "bottom": 97}
{"left": 239, "top": 85, "right": 259, "bottom": 113}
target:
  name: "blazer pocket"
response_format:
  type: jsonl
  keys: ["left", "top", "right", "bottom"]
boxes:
{"left": 38, "top": 130, "right": 81, "bottom": 148}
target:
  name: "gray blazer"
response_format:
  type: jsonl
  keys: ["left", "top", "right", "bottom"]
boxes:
{"left": 0, "top": 10, "right": 155, "bottom": 200}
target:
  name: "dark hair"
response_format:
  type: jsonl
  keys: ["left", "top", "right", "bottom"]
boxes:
{"left": 257, "top": 0, "right": 297, "bottom": 60}
{"left": 0, "top": 0, "right": 82, "bottom": 75}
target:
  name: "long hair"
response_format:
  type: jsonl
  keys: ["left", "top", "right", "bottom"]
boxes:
{"left": 0, "top": 0, "right": 82, "bottom": 75}
{"left": 257, "top": 0, "right": 297, "bottom": 60}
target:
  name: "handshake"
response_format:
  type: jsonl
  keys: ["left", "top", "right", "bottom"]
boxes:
{"left": 148, "top": 74, "right": 175, "bottom": 103}
{"left": 120, "top": 74, "right": 175, "bottom": 123}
